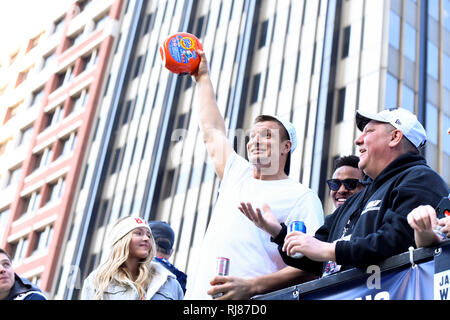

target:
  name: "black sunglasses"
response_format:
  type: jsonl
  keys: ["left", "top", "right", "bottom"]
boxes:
{"left": 326, "top": 178, "right": 360, "bottom": 191}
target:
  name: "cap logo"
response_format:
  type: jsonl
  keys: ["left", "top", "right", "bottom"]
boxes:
{"left": 134, "top": 217, "right": 147, "bottom": 225}
{"left": 395, "top": 119, "right": 402, "bottom": 126}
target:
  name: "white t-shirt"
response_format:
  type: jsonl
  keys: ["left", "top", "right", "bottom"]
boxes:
{"left": 185, "top": 152, "right": 324, "bottom": 299}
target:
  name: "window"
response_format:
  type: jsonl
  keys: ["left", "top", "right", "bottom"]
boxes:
{"left": 0, "top": 140, "right": 9, "bottom": 156}
{"left": 55, "top": 67, "right": 74, "bottom": 90}
{"left": 427, "top": 41, "right": 439, "bottom": 80}
{"left": 19, "top": 126, "right": 34, "bottom": 147}
{"left": 342, "top": 26, "right": 351, "bottom": 58}
{"left": 94, "top": 14, "right": 108, "bottom": 30}
{"left": 144, "top": 13, "right": 153, "bottom": 34}
{"left": 110, "top": 147, "right": 122, "bottom": 174}
{"left": 389, "top": 11, "right": 400, "bottom": 50}
{"left": 259, "top": 20, "right": 269, "bottom": 48}
{"left": 6, "top": 166, "right": 22, "bottom": 187}
{"left": 30, "top": 87, "right": 44, "bottom": 108}
{"left": 426, "top": 103, "right": 438, "bottom": 145}
{"left": 9, "top": 51, "right": 18, "bottom": 66}
{"left": 27, "top": 33, "right": 41, "bottom": 52}
{"left": 45, "top": 177, "right": 65, "bottom": 205}
{"left": 31, "top": 225, "right": 53, "bottom": 254}
{"left": 68, "top": 31, "right": 84, "bottom": 49}
{"left": 32, "top": 147, "right": 53, "bottom": 172}
{"left": 77, "top": 0, "right": 93, "bottom": 13}
{"left": 16, "top": 68, "right": 31, "bottom": 87}
{"left": 122, "top": 99, "right": 134, "bottom": 124}
{"left": 9, "top": 237, "right": 29, "bottom": 263}
{"left": 53, "top": 16, "right": 65, "bottom": 34}
{"left": 4, "top": 102, "right": 20, "bottom": 124}
{"left": 403, "top": 23, "right": 416, "bottom": 62}
{"left": 43, "top": 105, "right": 63, "bottom": 130}
{"left": 444, "top": 54, "right": 450, "bottom": 90}
{"left": 336, "top": 87, "right": 346, "bottom": 123}
{"left": 385, "top": 73, "right": 398, "bottom": 107}
{"left": 81, "top": 50, "right": 98, "bottom": 72}
{"left": 133, "top": 55, "right": 143, "bottom": 79}
{"left": 20, "top": 190, "right": 41, "bottom": 217}
{"left": 402, "top": 85, "right": 415, "bottom": 112}
{"left": 0, "top": 207, "right": 11, "bottom": 235}
{"left": 42, "top": 51, "right": 56, "bottom": 69}
{"left": 250, "top": 73, "right": 261, "bottom": 104}
{"left": 57, "top": 132, "right": 77, "bottom": 158}
{"left": 71, "top": 90, "right": 89, "bottom": 113}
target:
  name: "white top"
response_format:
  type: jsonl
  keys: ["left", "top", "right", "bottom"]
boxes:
{"left": 185, "top": 152, "right": 324, "bottom": 299}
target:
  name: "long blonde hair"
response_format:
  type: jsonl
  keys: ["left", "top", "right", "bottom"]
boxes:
{"left": 93, "top": 218, "right": 157, "bottom": 300}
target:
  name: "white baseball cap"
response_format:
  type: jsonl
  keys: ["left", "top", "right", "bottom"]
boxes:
{"left": 269, "top": 115, "right": 297, "bottom": 153}
{"left": 356, "top": 108, "right": 427, "bottom": 150}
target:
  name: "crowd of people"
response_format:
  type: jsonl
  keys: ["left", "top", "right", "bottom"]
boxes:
{"left": 1, "top": 51, "right": 449, "bottom": 301}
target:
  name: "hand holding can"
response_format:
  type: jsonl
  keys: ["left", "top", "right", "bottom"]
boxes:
{"left": 211, "top": 257, "right": 229, "bottom": 299}
{"left": 288, "top": 221, "right": 306, "bottom": 259}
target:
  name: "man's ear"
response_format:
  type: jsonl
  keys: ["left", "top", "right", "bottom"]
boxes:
{"left": 389, "top": 129, "right": 403, "bottom": 148}
{"left": 282, "top": 140, "right": 292, "bottom": 155}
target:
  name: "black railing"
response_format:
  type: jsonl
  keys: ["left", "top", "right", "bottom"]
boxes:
{"left": 253, "top": 240, "right": 450, "bottom": 300}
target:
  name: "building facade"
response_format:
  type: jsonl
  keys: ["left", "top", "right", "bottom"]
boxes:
{"left": 0, "top": 0, "right": 124, "bottom": 296}
{"left": 0, "top": 0, "right": 448, "bottom": 299}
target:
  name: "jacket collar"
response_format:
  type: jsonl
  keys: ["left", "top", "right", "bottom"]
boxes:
{"left": 371, "top": 153, "right": 427, "bottom": 187}
{"left": 145, "top": 261, "right": 176, "bottom": 299}
{"left": 5, "top": 274, "right": 41, "bottom": 300}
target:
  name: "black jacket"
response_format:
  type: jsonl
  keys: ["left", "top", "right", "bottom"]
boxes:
{"left": 4, "top": 274, "right": 47, "bottom": 300}
{"left": 273, "top": 153, "right": 450, "bottom": 276}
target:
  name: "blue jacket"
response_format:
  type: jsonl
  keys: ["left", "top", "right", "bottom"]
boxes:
{"left": 273, "top": 153, "right": 450, "bottom": 275}
{"left": 5, "top": 274, "right": 47, "bottom": 300}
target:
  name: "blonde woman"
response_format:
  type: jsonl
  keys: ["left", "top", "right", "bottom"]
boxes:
{"left": 81, "top": 216, "right": 183, "bottom": 300}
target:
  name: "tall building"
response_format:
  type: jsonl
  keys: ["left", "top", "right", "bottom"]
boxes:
{"left": 0, "top": 0, "right": 124, "bottom": 297}
{"left": 0, "top": 0, "right": 448, "bottom": 300}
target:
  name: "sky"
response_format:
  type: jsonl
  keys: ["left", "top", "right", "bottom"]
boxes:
{"left": 0, "top": 0, "right": 73, "bottom": 57}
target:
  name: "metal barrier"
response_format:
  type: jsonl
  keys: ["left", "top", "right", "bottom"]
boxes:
{"left": 253, "top": 240, "right": 450, "bottom": 300}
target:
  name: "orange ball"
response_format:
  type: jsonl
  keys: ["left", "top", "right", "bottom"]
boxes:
{"left": 160, "top": 32, "right": 203, "bottom": 75}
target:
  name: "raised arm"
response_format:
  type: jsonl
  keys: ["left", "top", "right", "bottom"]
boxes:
{"left": 193, "top": 50, "right": 233, "bottom": 180}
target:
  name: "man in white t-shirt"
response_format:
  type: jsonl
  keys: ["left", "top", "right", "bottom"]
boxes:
{"left": 184, "top": 51, "right": 324, "bottom": 300}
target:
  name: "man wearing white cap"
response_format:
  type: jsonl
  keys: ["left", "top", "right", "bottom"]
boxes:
{"left": 185, "top": 51, "right": 324, "bottom": 299}
{"left": 243, "top": 107, "right": 449, "bottom": 277}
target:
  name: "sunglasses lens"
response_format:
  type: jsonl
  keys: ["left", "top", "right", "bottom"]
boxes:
{"left": 343, "top": 179, "right": 359, "bottom": 190}
{"left": 327, "top": 180, "right": 340, "bottom": 191}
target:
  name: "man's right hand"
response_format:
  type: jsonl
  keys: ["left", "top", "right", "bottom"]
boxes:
{"left": 238, "top": 202, "right": 282, "bottom": 238}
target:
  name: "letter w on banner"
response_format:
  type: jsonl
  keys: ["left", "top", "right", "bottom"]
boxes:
{"left": 434, "top": 241, "right": 450, "bottom": 300}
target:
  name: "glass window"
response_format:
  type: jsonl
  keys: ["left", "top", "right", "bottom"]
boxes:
{"left": 0, "top": 207, "right": 10, "bottom": 235}
{"left": 259, "top": 20, "right": 269, "bottom": 48}
{"left": 404, "top": 22, "right": 416, "bottom": 61}
{"left": 250, "top": 73, "right": 261, "bottom": 104}
{"left": 444, "top": 114, "right": 450, "bottom": 155}
{"left": 444, "top": 54, "right": 450, "bottom": 90}
{"left": 445, "top": 0, "right": 450, "bottom": 31}
{"left": 46, "top": 178, "right": 65, "bottom": 204}
{"left": 385, "top": 73, "right": 398, "bottom": 107}
{"left": 389, "top": 11, "right": 400, "bottom": 50}
{"left": 19, "top": 126, "right": 34, "bottom": 146}
{"left": 30, "top": 88, "right": 44, "bottom": 107}
{"left": 426, "top": 102, "right": 438, "bottom": 144}
{"left": 402, "top": 85, "right": 415, "bottom": 112}
{"left": 7, "top": 166, "right": 22, "bottom": 187}
{"left": 427, "top": 41, "right": 439, "bottom": 79}
{"left": 342, "top": 26, "right": 351, "bottom": 58}
{"left": 336, "top": 87, "right": 346, "bottom": 123}
{"left": 428, "top": 0, "right": 439, "bottom": 21}
{"left": 53, "top": 16, "right": 65, "bottom": 34}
